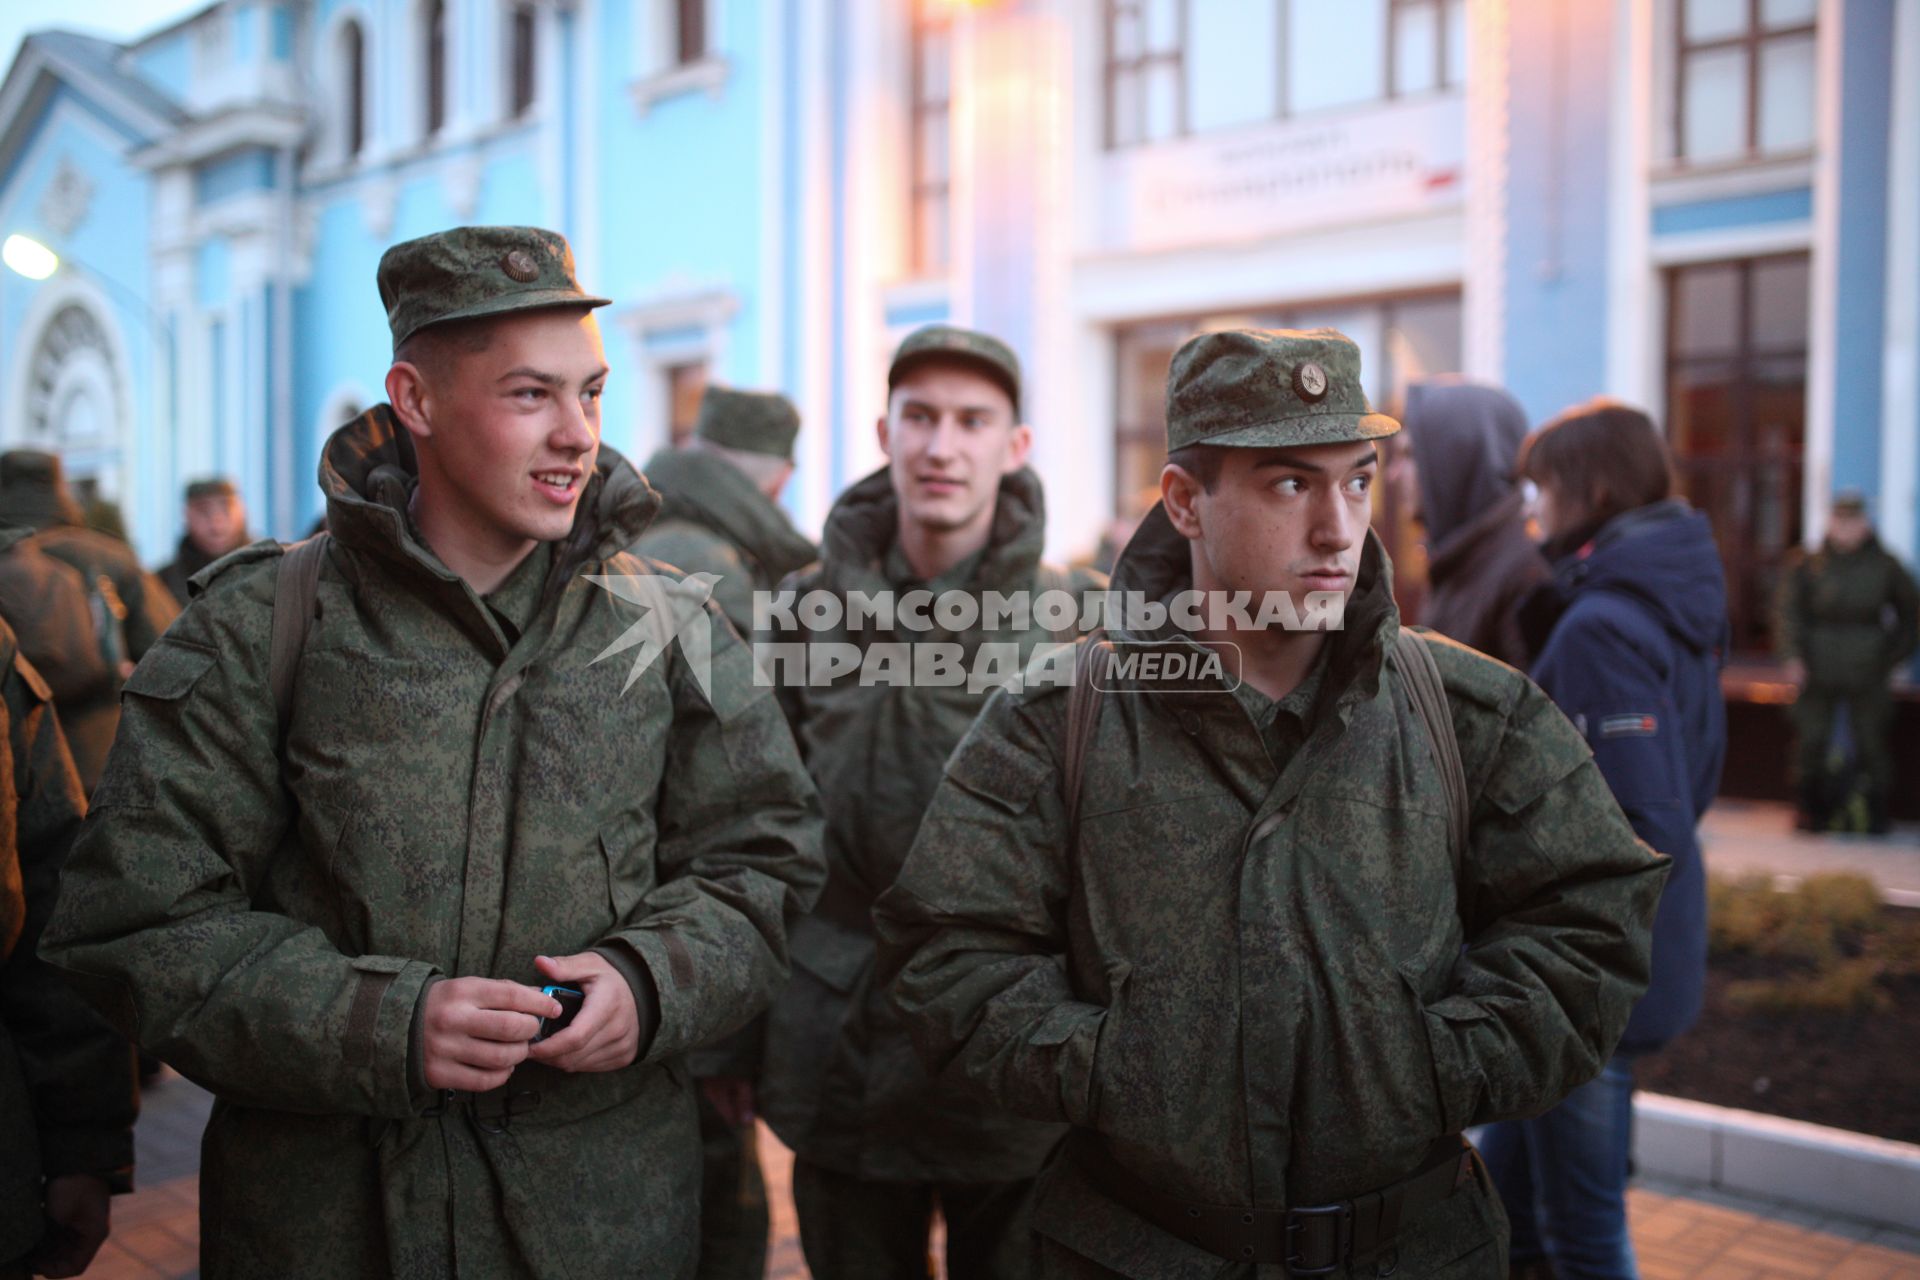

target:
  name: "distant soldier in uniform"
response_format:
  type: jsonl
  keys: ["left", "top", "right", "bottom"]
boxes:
{"left": 633, "top": 385, "right": 815, "bottom": 1280}
{"left": 758, "top": 325, "right": 1103, "bottom": 1279}
{"left": 0, "top": 530, "right": 120, "bottom": 795}
{"left": 158, "top": 477, "right": 253, "bottom": 607}
{"left": 636, "top": 385, "right": 816, "bottom": 637}
{"left": 876, "top": 329, "right": 1668, "bottom": 1279}
{"left": 0, "top": 452, "right": 180, "bottom": 790}
{"left": 1778, "top": 491, "right": 1920, "bottom": 834}
{"left": 0, "top": 615, "right": 137, "bottom": 1280}
{"left": 43, "top": 226, "right": 825, "bottom": 1280}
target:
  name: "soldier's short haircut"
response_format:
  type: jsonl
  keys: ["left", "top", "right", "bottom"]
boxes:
{"left": 393, "top": 315, "right": 498, "bottom": 383}
{"left": 1517, "top": 397, "right": 1674, "bottom": 527}
{"left": 1165, "top": 444, "right": 1225, "bottom": 493}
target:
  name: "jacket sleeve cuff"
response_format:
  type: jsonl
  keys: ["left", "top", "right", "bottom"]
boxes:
{"left": 346, "top": 955, "right": 440, "bottom": 1119}
{"left": 405, "top": 975, "right": 445, "bottom": 1111}
{"left": 592, "top": 943, "right": 661, "bottom": 1061}
{"left": 35, "top": 1128, "right": 137, "bottom": 1195}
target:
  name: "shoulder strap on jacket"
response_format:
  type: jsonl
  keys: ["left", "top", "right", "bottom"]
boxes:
{"left": 271, "top": 534, "right": 329, "bottom": 742}
{"left": 1063, "top": 630, "right": 1111, "bottom": 845}
{"left": 1392, "top": 628, "right": 1468, "bottom": 879}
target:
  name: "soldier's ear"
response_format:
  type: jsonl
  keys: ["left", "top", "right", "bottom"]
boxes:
{"left": 1162, "top": 464, "right": 1205, "bottom": 541}
{"left": 875, "top": 414, "right": 892, "bottom": 461}
{"left": 386, "top": 361, "right": 436, "bottom": 441}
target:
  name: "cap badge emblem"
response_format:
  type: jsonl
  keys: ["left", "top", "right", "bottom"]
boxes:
{"left": 502, "top": 250, "right": 540, "bottom": 283}
{"left": 1293, "top": 362, "right": 1329, "bottom": 402}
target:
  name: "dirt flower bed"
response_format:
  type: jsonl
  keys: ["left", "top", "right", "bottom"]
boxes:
{"left": 1636, "top": 873, "right": 1920, "bottom": 1144}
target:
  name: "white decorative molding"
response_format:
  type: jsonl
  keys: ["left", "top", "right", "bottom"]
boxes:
{"left": 1802, "top": 0, "right": 1844, "bottom": 548}
{"left": 37, "top": 159, "right": 95, "bottom": 239}
{"left": 1463, "top": 0, "right": 1511, "bottom": 383}
{"left": 360, "top": 175, "right": 398, "bottom": 239}
{"left": 131, "top": 101, "right": 309, "bottom": 170}
{"left": 1649, "top": 219, "right": 1814, "bottom": 266}
{"left": 1650, "top": 154, "right": 1817, "bottom": 206}
{"left": 443, "top": 150, "right": 484, "bottom": 218}
{"left": 4, "top": 278, "right": 136, "bottom": 505}
{"left": 1606, "top": 0, "right": 1656, "bottom": 407}
{"left": 613, "top": 287, "right": 741, "bottom": 339}
{"left": 1881, "top": 0, "right": 1920, "bottom": 564}
{"left": 626, "top": 56, "right": 730, "bottom": 116}
{"left": 613, "top": 287, "right": 740, "bottom": 455}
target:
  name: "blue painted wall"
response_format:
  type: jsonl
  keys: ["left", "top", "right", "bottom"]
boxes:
{"left": 196, "top": 148, "right": 278, "bottom": 205}
{"left": 1829, "top": 0, "right": 1894, "bottom": 502}
{"left": 591, "top": 0, "right": 769, "bottom": 457}
{"left": 1652, "top": 187, "right": 1813, "bottom": 237}
{"left": 0, "top": 85, "right": 160, "bottom": 555}
{"left": 1500, "top": 1, "right": 1616, "bottom": 426}
{"left": 130, "top": 34, "right": 193, "bottom": 101}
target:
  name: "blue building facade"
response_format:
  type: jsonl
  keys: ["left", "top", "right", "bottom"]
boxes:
{"left": 1, "top": 0, "right": 1914, "bottom": 657}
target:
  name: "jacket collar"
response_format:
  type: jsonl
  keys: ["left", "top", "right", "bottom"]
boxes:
{"left": 1107, "top": 501, "right": 1399, "bottom": 723}
{"left": 640, "top": 446, "right": 815, "bottom": 581}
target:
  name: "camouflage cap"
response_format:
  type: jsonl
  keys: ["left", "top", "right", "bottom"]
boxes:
{"left": 1165, "top": 327, "right": 1399, "bottom": 451}
{"left": 0, "top": 449, "right": 64, "bottom": 488}
{"left": 378, "top": 225, "right": 611, "bottom": 352}
{"left": 696, "top": 385, "right": 801, "bottom": 460}
{"left": 1832, "top": 490, "right": 1868, "bottom": 516}
{"left": 887, "top": 324, "right": 1022, "bottom": 416}
{"left": 184, "top": 476, "right": 239, "bottom": 503}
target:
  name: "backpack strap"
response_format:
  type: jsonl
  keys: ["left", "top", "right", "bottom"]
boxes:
{"left": 1392, "top": 628, "right": 1468, "bottom": 879}
{"left": 1062, "top": 630, "right": 1111, "bottom": 842}
{"left": 271, "top": 534, "right": 330, "bottom": 742}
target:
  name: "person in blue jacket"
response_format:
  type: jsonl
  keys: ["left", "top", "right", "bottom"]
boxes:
{"left": 1487, "top": 398, "right": 1728, "bottom": 1280}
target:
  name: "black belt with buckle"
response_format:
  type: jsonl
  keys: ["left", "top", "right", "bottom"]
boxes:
{"left": 1080, "top": 1135, "right": 1475, "bottom": 1275}
{"left": 417, "top": 1086, "right": 544, "bottom": 1133}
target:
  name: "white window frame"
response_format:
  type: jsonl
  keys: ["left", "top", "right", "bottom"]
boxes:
{"left": 613, "top": 289, "right": 739, "bottom": 456}
{"left": 628, "top": 0, "right": 729, "bottom": 116}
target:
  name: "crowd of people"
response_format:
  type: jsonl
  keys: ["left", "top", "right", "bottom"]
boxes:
{"left": 1, "top": 222, "right": 1916, "bottom": 1280}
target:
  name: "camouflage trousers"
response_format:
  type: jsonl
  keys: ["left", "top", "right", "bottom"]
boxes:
{"left": 693, "top": 1094, "right": 767, "bottom": 1280}
{"left": 790, "top": 1158, "right": 1039, "bottom": 1280}
{"left": 1794, "top": 688, "right": 1896, "bottom": 799}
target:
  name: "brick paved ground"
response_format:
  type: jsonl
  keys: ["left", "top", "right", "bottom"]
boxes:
{"left": 76, "top": 1070, "right": 1920, "bottom": 1280}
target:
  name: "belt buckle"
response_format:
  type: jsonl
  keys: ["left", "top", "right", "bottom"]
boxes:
{"left": 1284, "top": 1202, "right": 1352, "bottom": 1277}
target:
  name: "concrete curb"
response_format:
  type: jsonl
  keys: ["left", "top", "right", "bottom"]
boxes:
{"left": 1635, "top": 1092, "right": 1920, "bottom": 1232}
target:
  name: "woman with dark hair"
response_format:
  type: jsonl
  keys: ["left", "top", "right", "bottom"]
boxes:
{"left": 1483, "top": 399, "right": 1729, "bottom": 1280}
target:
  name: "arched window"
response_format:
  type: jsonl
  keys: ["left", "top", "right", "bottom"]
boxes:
{"left": 508, "top": 3, "right": 536, "bottom": 118}
{"left": 22, "top": 303, "right": 126, "bottom": 497}
{"left": 340, "top": 19, "right": 367, "bottom": 157}
{"left": 425, "top": 0, "right": 447, "bottom": 137}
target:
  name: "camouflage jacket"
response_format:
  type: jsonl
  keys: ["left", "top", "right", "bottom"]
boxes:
{"left": 758, "top": 465, "right": 1102, "bottom": 1184}
{"left": 0, "top": 618, "right": 134, "bottom": 1264}
{"left": 42, "top": 407, "right": 825, "bottom": 1280}
{"left": 873, "top": 506, "right": 1668, "bottom": 1278}
{"left": 1776, "top": 535, "right": 1920, "bottom": 690}
{"left": 0, "top": 527, "right": 121, "bottom": 794}
{"left": 632, "top": 447, "right": 816, "bottom": 637}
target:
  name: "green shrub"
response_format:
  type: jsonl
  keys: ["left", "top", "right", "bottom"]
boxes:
{"left": 1707, "top": 872, "right": 1908, "bottom": 1015}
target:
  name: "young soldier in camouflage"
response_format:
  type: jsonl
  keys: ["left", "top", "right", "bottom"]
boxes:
{"left": 758, "top": 325, "right": 1102, "bottom": 1279}
{"left": 632, "top": 385, "right": 815, "bottom": 1280}
{"left": 1777, "top": 491, "right": 1919, "bottom": 834}
{"left": 0, "top": 615, "right": 135, "bottom": 1280}
{"left": 42, "top": 226, "right": 825, "bottom": 1280}
{"left": 636, "top": 385, "right": 816, "bottom": 639}
{"left": 875, "top": 328, "right": 1668, "bottom": 1279}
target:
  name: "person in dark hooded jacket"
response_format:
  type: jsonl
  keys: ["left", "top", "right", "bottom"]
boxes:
{"left": 1394, "top": 378, "right": 1548, "bottom": 669}
{"left": 1491, "top": 399, "right": 1728, "bottom": 1280}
